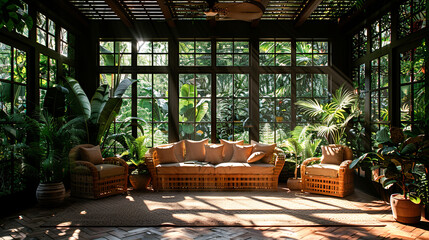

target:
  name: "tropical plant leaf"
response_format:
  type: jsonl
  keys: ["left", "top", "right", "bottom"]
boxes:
{"left": 62, "top": 77, "right": 91, "bottom": 119}
{"left": 195, "top": 99, "right": 209, "bottom": 122}
{"left": 113, "top": 78, "right": 137, "bottom": 98}
{"left": 401, "top": 143, "right": 417, "bottom": 155}
{"left": 381, "top": 178, "right": 396, "bottom": 189}
{"left": 90, "top": 84, "right": 109, "bottom": 123}
{"left": 376, "top": 127, "right": 391, "bottom": 144}
{"left": 43, "top": 86, "right": 69, "bottom": 117}
{"left": 96, "top": 98, "right": 122, "bottom": 144}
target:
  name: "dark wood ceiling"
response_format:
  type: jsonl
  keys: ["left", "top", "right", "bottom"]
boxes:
{"left": 67, "top": 0, "right": 359, "bottom": 25}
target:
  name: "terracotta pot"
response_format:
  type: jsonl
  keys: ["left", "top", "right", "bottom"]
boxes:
{"left": 390, "top": 193, "right": 422, "bottom": 224}
{"left": 287, "top": 178, "right": 302, "bottom": 190}
{"left": 129, "top": 174, "right": 151, "bottom": 190}
{"left": 36, "top": 182, "right": 65, "bottom": 207}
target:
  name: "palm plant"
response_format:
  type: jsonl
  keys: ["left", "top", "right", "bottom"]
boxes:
{"left": 281, "top": 126, "right": 321, "bottom": 179}
{"left": 295, "top": 85, "right": 360, "bottom": 144}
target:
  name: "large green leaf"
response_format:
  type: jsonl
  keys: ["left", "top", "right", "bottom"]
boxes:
{"left": 90, "top": 84, "right": 109, "bottom": 123}
{"left": 195, "top": 99, "right": 209, "bottom": 122}
{"left": 376, "top": 127, "right": 391, "bottom": 144}
{"left": 62, "top": 77, "right": 91, "bottom": 119}
{"left": 96, "top": 98, "right": 122, "bottom": 144}
{"left": 113, "top": 78, "right": 137, "bottom": 98}
{"left": 43, "top": 86, "right": 69, "bottom": 117}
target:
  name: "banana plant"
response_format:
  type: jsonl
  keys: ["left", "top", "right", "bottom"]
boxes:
{"left": 61, "top": 76, "right": 136, "bottom": 146}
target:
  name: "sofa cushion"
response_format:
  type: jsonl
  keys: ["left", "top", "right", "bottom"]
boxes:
{"left": 247, "top": 151, "right": 266, "bottom": 163}
{"left": 156, "top": 162, "right": 215, "bottom": 175}
{"left": 173, "top": 140, "right": 185, "bottom": 162}
{"left": 305, "top": 164, "right": 340, "bottom": 178}
{"left": 220, "top": 139, "right": 244, "bottom": 162}
{"left": 79, "top": 145, "right": 103, "bottom": 165}
{"left": 251, "top": 140, "right": 276, "bottom": 164}
{"left": 184, "top": 139, "right": 209, "bottom": 161}
{"left": 95, "top": 164, "right": 125, "bottom": 179}
{"left": 155, "top": 145, "right": 179, "bottom": 164}
{"left": 230, "top": 144, "right": 253, "bottom": 163}
{"left": 204, "top": 144, "right": 224, "bottom": 164}
{"left": 214, "top": 162, "right": 274, "bottom": 175}
{"left": 320, "top": 145, "right": 343, "bottom": 165}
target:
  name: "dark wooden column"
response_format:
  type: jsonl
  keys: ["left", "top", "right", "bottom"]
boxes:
{"left": 249, "top": 33, "right": 259, "bottom": 142}
{"left": 168, "top": 38, "right": 179, "bottom": 143}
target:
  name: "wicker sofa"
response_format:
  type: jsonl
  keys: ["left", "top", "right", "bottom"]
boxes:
{"left": 146, "top": 139, "right": 285, "bottom": 191}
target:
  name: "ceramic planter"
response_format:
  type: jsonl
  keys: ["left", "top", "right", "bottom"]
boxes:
{"left": 36, "top": 182, "right": 65, "bottom": 207}
{"left": 129, "top": 174, "right": 151, "bottom": 190}
{"left": 287, "top": 178, "right": 302, "bottom": 190}
{"left": 390, "top": 193, "right": 422, "bottom": 224}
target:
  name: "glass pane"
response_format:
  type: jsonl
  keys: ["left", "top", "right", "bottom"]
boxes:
{"left": 36, "top": 28, "right": 46, "bottom": 46}
{"left": 234, "top": 42, "right": 249, "bottom": 53}
{"left": 276, "top": 54, "right": 291, "bottom": 66}
{"left": 60, "top": 28, "right": 67, "bottom": 42}
{"left": 37, "top": 12, "right": 46, "bottom": 29}
{"left": 179, "top": 54, "right": 193, "bottom": 66}
{"left": 137, "top": 74, "right": 152, "bottom": 97}
{"left": 196, "top": 54, "right": 211, "bottom": 66}
{"left": 100, "top": 41, "right": 114, "bottom": 53}
{"left": 259, "top": 41, "right": 275, "bottom": 53}
{"left": 14, "top": 85, "right": 26, "bottom": 113}
{"left": 0, "top": 82, "right": 12, "bottom": 112}
{"left": 260, "top": 123, "right": 275, "bottom": 144}
{"left": 233, "top": 54, "right": 249, "bottom": 66}
{"left": 100, "top": 54, "right": 114, "bottom": 66}
{"left": 313, "top": 42, "right": 328, "bottom": 53}
{"left": 118, "top": 54, "right": 131, "bottom": 66}
{"left": 276, "top": 74, "right": 291, "bottom": 97}
{"left": 276, "top": 124, "right": 290, "bottom": 143}
{"left": 216, "top": 74, "right": 233, "bottom": 97}
{"left": 48, "top": 19, "right": 55, "bottom": 35}
{"left": 116, "top": 98, "right": 131, "bottom": 122}
{"left": 137, "top": 99, "right": 152, "bottom": 122}
{"left": 153, "top": 74, "right": 168, "bottom": 97}
{"left": 296, "top": 54, "right": 312, "bottom": 66}
{"left": 216, "top": 99, "right": 232, "bottom": 122}
{"left": 296, "top": 41, "right": 312, "bottom": 53}
{"left": 179, "top": 41, "right": 194, "bottom": 53}
{"left": 137, "top": 41, "right": 152, "bottom": 53}
{"left": 260, "top": 54, "right": 275, "bottom": 66}
{"left": 153, "top": 123, "right": 168, "bottom": 146}
{"left": 179, "top": 123, "right": 194, "bottom": 140}
{"left": 179, "top": 74, "right": 195, "bottom": 98}
{"left": 276, "top": 99, "right": 291, "bottom": 122}
{"left": 296, "top": 74, "right": 312, "bottom": 97}
{"left": 153, "top": 42, "right": 168, "bottom": 53}
{"left": 260, "top": 74, "right": 275, "bottom": 97}
{"left": 313, "top": 74, "right": 328, "bottom": 97}
{"left": 234, "top": 122, "right": 248, "bottom": 142}
{"left": 216, "top": 54, "right": 233, "bottom": 66}
{"left": 196, "top": 74, "right": 211, "bottom": 97}
{"left": 153, "top": 54, "right": 168, "bottom": 66}
{"left": 153, "top": 98, "right": 168, "bottom": 122}
{"left": 380, "top": 55, "right": 389, "bottom": 87}
{"left": 0, "top": 43, "right": 11, "bottom": 80}
{"left": 380, "top": 89, "right": 389, "bottom": 122}
{"left": 195, "top": 123, "right": 211, "bottom": 140}
{"left": 234, "top": 99, "right": 248, "bottom": 122}
{"left": 196, "top": 41, "right": 211, "bottom": 53}
{"left": 216, "top": 122, "right": 233, "bottom": 141}
{"left": 371, "top": 59, "right": 379, "bottom": 90}
{"left": 137, "top": 54, "right": 152, "bottom": 66}
{"left": 276, "top": 42, "right": 291, "bottom": 53}
{"left": 197, "top": 99, "right": 211, "bottom": 122}
{"left": 48, "top": 58, "right": 56, "bottom": 86}
{"left": 313, "top": 54, "right": 328, "bottom": 66}
{"left": 217, "top": 42, "right": 233, "bottom": 53}
{"left": 48, "top": 34, "right": 55, "bottom": 50}
{"left": 115, "top": 41, "right": 132, "bottom": 53}
{"left": 234, "top": 74, "right": 248, "bottom": 97}
{"left": 60, "top": 42, "right": 68, "bottom": 57}
{"left": 179, "top": 99, "right": 195, "bottom": 122}
{"left": 371, "top": 91, "right": 379, "bottom": 121}
{"left": 39, "top": 54, "right": 48, "bottom": 88}
{"left": 260, "top": 98, "right": 274, "bottom": 122}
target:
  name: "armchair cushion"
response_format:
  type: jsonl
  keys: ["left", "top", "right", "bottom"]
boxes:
{"left": 79, "top": 145, "right": 103, "bottom": 165}
{"left": 204, "top": 144, "right": 224, "bottom": 164}
{"left": 230, "top": 144, "right": 253, "bottom": 163}
{"left": 173, "top": 140, "right": 185, "bottom": 162}
{"left": 251, "top": 140, "right": 276, "bottom": 164}
{"left": 184, "top": 139, "right": 209, "bottom": 161}
{"left": 95, "top": 164, "right": 125, "bottom": 179}
{"left": 247, "top": 151, "right": 266, "bottom": 163}
{"left": 155, "top": 145, "right": 179, "bottom": 164}
{"left": 320, "top": 145, "right": 344, "bottom": 165}
{"left": 214, "top": 162, "right": 274, "bottom": 174}
{"left": 305, "top": 164, "right": 340, "bottom": 178}
{"left": 220, "top": 139, "right": 244, "bottom": 162}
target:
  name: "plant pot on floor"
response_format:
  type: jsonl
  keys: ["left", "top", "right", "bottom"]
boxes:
{"left": 36, "top": 182, "right": 66, "bottom": 207}
{"left": 390, "top": 193, "right": 422, "bottom": 224}
{"left": 287, "top": 178, "right": 302, "bottom": 190}
{"left": 129, "top": 174, "right": 151, "bottom": 190}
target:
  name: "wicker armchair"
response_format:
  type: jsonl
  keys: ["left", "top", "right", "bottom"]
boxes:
{"left": 301, "top": 145, "right": 354, "bottom": 197}
{"left": 69, "top": 144, "right": 128, "bottom": 199}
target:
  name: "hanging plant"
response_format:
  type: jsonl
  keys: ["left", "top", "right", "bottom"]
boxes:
{"left": 0, "top": 0, "right": 33, "bottom": 32}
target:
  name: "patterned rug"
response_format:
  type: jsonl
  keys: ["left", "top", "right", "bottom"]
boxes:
{"left": 42, "top": 191, "right": 384, "bottom": 227}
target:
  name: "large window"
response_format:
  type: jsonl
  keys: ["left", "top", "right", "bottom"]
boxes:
{"left": 296, "top": 41, "right": 329, "bottom": 66}
{"left": 259, "top": 74, "right": 291, "bottom": 143}
{"left": 399, "top": 0, "right": 427, "bottom": 38}
{"left": 400, "top": 40, "right": 426, "bottom": 129}
{"left": 216, "top": 74, "right": 249, "bottom": 142}
{"left": 371, "top": 13, "right": 391, "bottom": 52}
{"left": 179, "top": 74, "right": 211, "bottom": 140}
{"left": 216, "top": 41, "right": 249, "bottom": 66}
{"left": 370, "top": 55, "right": 389, "bottom": 141}
{"left": 259, "top": 41, "right": 291, "bottom": 66}
{"left": 179, "top": 41, "right": 211, "bottom": 66}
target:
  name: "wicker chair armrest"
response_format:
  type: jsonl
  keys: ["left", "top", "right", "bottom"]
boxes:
{"left": 71, "top": 161, "right": 98, "bottom": 177}
{"left": 273, "top": 153, "right": 286, "bottom": 175}
{"left": 301, "top": 157, "right": 321, "bottom": 166}
{"left": 274, "top": 147, "right": 284, "bottom": 154}
{"left": 339, "top": 160, "right": 353, "bottom": 169}
{"left": 103, "top": 157, "right": 129, "bottom": 173}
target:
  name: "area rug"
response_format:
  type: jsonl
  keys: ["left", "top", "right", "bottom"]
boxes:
{"left": 42, "top": 191, "right": 384, "bottom": 227}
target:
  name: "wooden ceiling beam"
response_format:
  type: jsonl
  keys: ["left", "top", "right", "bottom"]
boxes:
{"left": 157, "top": 0, "right": 176, "bottom": 28}
{"left": 294, "top": 0, "right": 323, "bottom": 27}
{"left": 104, "top": 0, "right": 134, "bottom": 27}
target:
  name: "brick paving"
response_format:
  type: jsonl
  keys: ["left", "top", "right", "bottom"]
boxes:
{"left": 1, "top": 185, "right": 429, "bottom": 240}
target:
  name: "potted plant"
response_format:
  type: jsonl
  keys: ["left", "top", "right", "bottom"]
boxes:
{"left": 36, "top": 86, "right": 85, "bottom": 206}
{"left": 122, "top": 136, "right": 151, "bottom": 190}
{"left": 281, "top": 125, "right": 321, "bottom": 190}
{"left": 350, "top": 126, "right": 429, "bottom": 224}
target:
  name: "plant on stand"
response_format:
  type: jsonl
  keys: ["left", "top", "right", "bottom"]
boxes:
{"left": 281, "top": 125, "right": 321, "bottom": 190}
{"left": 350, "top": 126, "right": 429, "bottom": 224}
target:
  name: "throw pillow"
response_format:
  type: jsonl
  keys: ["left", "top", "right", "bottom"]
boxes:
{"left": 204, "top": 144, "right": 224, "bottom": 164}
{"left": 230, "top": 144, "right": 254, "bottom": 163}
{"left": 79, "top": 145, "right": 103, "bottom": 165}
{"left": 220, "top": 139, "right": 244, "bottom": 162}
{"left": 184, "top": 139, "right": 209, "bottom": 161}
{"left": 247, "top": 151, "right": 266, "bottom": 163}
{"left": 173, "top": 140, "right": 185, "bottom": 162}
{"left": 251, "top": 140, "right": 276, "bottom": 164}
{"left": 320, "top": 145, "right": 344, "bottom": 165}
{"left": 155, "top": 145, "right": 179, "bottom": 164}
